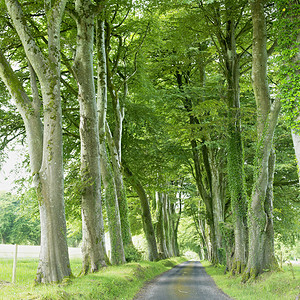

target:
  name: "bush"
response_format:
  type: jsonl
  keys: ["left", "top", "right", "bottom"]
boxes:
{"left": 124, "top": 244, "right": 142, "bottom": 262}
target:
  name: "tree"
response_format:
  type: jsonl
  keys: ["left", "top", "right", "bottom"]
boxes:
{"left": 1, "top": 0, "right": 71, "bottom": 283}
{"left": 71, "top": 0, "right": 109, "bottom": 273}
{"left": 97, "top": 10, "right": 126, "bottom": 265}
{"left": 123, "top": 163, "right": 159, "bottom": 261}
{"left": 197, "top": 0, "right": 251, "bottom": 272}
{"left": 0, "top": 192, "right": 40, "bottom": 245}
{"left": 243, "top": 0, "right": 280, "bottom": 281}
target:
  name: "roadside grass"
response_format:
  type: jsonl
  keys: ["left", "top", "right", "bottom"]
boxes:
{"left": 0, "top": 257, "right": 186, "bottom": 299}
{"left": 202, "top": 260, "right": 300, "bottom": 300}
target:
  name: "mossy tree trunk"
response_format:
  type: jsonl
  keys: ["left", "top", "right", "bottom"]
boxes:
{"left": 104, "top": 19, "right": 134, "bottom": 253}
{"left": 105, "top": 122, "right": 133, "bottom": 252}
{"left": 155, "top": 192, "right": 169, "bottom": 259}
{"left": 162, "top": 193, "right": 172, "bottom": 256}
{"left": 72, "top": 0, "right": 108, "bottom": 273}
{"left": 227, "top": 119, "right": 248, "bottom": 274}
{"left": 221, "top": 12, "right": 248, "bottom": 275}
{"left": 4, "top": 0, "right": 71, "bottom": 283}
{"left": 99, "top": 145, "right": 126, "bottom": 265}
{"left": 191, "top": 202, "right": 210, "bottom": 260}
{"left": 210, "top": 151, "right": 226, "bottom": 264}
{"left": 173, "top": 186, "right": 182, "bottom": 257}
{"left": 243, "top": 0, "right": 280, "bottom": 281}
{"left": 168, "top": 196, "right": 177, "bottom": 257}
{"left": 97, "top": 17, "right": 126, "bottom": 265}
{"left": 175, "top": 69, "right": 223, "bottom": 264}
{"left": 200, "top": 0, "right": 250, "bottom": 273}
{"left": 124, "top": 163, "right": 159, "bottom": 261}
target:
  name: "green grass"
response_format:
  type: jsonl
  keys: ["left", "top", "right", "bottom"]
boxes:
{"left": 0, "top": 257, "right": 186, "bottom": 299}
{"left": 202, "top": 261, "right": 300, "bottom": 300}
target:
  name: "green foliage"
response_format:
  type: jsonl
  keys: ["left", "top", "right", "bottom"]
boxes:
{"left": 0, "top": 0, "right": 299, "bottom": 282}
{"left": 124, "top": 244, "right": 142, "bottom": 262}
{"left": 275, "top": 0, "right": 300, "bottom": 131}
{"left": 275, "top": 239, "right": 300, "bottom": 268}
{"left": 177, "top": 215, "right": 201, "bottom": 255}
{"left": 273, "top": 120, "right": 300, "bottom": 245}
{"left": 0, "top": 192, "right": 40, "bottom": 245}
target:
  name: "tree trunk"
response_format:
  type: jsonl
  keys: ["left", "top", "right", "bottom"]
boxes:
{"left": 104, "top": 20, "right": 133, "bottom": 251}
{"left": 124, "top": 164, "right": 159, "bottom": 261}
{"left": 227, "top": 122, "right": 248, "bottom": 273}
{"left": 176, "top": 69, "right": 221, "bottom": 264}
{"left": 210, "top": 154, "right": 226, "bottom": 264}
{"left": 96, "top": 17, "right": 125, "bottom": 265}
{"left": 155, "top": 192, "right": 169, "bottom": 259}
{"left": 173, "top": 188, "right": 182, "bottom": 257}
{"left": 243, "top": 0, "right": 280, "bottom": 281}
{"left": 219, "top": 12, "right": 248, "bottom": 273}
{"left": 105, "top": 122, "right": 133, "bottom": 249}
{"left": 5, "top": 0, "right": 71, "bottom": 283}
{"left": 168, "top": 198, "right": 177, "bottom": 257}
{"left": 191, "top": 139, "right": 219, "bottom": 264}
{"left": 73, "top": 0, "right": 108, "bottom": 273}
{"left": 99, "top": 142, "right": 126, "bottom": 265}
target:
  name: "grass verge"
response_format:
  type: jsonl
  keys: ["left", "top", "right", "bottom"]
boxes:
{"left": 0, "top": 257, "right": 186, "bottom": 299}
{"left": 202, "top": 260, "right": 300, "bottom": 300}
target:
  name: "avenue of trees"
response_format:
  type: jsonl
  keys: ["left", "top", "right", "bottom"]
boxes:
{"left": 0, "top": 0, "right": 299, "bottom": 284}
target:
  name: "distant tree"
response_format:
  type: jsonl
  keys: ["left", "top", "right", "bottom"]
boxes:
{"left": 0, "top": 192, "right": 40, "bottom": 245}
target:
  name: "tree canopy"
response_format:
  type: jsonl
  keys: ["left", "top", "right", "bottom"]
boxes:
{"left": 0, "top": 0, "right": 299, "bottom": 284}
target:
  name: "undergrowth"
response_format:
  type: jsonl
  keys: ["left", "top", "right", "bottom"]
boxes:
{"left": 0, "top": 257, "right": 186, "bottom": 299}
{"left": 202, "top": 260, "right": 300, "bottom": 300}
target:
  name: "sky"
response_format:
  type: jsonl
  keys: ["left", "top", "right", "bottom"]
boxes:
{"left": 0, "top": 146, "right": 28, "bottom": 192}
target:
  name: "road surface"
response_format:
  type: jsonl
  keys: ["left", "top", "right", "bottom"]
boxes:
{"left": 134, "top": 261, "right": 232, "bottom": 300}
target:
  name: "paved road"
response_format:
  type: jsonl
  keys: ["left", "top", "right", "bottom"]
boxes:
{"left": 134, "top": 261, "right": 232, "bottom": 300}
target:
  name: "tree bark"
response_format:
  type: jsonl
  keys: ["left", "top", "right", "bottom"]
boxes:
{"left": 96, "top": 17, "right": 126, "bottom": 265}
{"left": 105, "top": 122, "right": 133, "bottom": 249}
{"left": 124, "top": 163, "right": 159, "bottom": 261}
{"left": 104, "top": 20, "right": 133, "bottom": 251}
{"left": 173, "top": 186, "right": 182, "bottom": 257}
{"left": 243, "top": 0, "right": 280, "bottom": 281}
{"left": 155, "top": 192, "right": 169, "bottom": 259}
{"left": 73, "top": 0, "right": 108, "bottom": 273}
{"left": 220, "top": 8, "right": 248, "bottom": 273}
{"left": 210, "top": 151, "right": 226, "bottom": 264}
{"left": 5, "top": 0, "right": 71, "bottom": 283}
{"left": 99, "top": 141, "right": 126, "bottom": 265}
{"left": 176, "top": 67, "right": 224, "bottom": 264}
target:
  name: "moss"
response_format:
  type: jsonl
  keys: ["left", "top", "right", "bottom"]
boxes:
{"left": 162, "top": 260, "right": 175, "bottom": 267}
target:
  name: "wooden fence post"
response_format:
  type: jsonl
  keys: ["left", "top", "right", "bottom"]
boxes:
{"left": 12, "top": 244, "right": 18, "bottom": 284}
